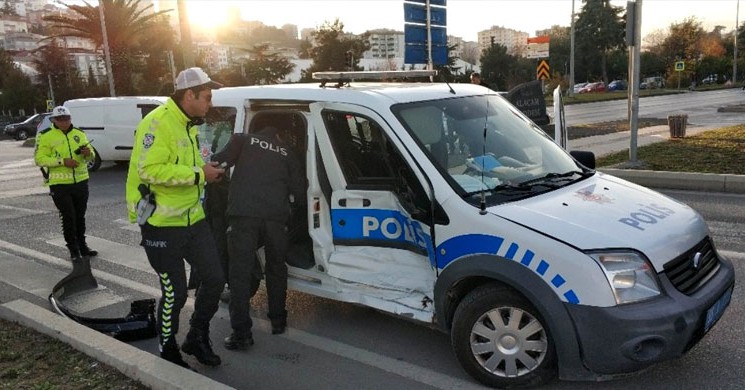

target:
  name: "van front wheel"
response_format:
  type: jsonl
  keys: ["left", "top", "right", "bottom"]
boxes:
{"left": 87, "top": 149, "right": 102, "bottom": 172}
{"left": 451, "top": 284, "right": 556, "bottom": 388}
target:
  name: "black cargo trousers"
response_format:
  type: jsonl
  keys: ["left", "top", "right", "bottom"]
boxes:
{"left": 227, "top": 216, "right": 288, "bottom": 336}
{"left": 49, "top": 180, "right": 89, "bottom": 254}
{"left": 140, "top": 219, "right": 226, "bottom": 346}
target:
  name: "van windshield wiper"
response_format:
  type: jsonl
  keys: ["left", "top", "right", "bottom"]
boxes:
{"left": 516, "top": 170, "right": 587, "bottom": 188}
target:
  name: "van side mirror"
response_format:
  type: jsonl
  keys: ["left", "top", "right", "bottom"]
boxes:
{"left": 570, "top": 150, "right": 596, "bottom": 170}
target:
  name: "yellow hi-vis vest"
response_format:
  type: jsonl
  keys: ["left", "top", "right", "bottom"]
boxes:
{"left": 125, "top": 98, "right": 207, "bottom": 227}
{"left": 34, "top": 125, "right": 95, "bottom": 185}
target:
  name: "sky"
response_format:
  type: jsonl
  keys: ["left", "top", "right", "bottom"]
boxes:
{"left": 181, "top": 0, "right": 740, "bottom": 41}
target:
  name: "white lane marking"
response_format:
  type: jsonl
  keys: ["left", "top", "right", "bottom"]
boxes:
{"left": 0, "top": 204, "right": 46, "bottom": 215}
{"left": 0, "top": 187, "right": 48, "bottom": 199}
{"left": 0, "top": 158, "right": 35, "bottom": 169}
{"left": 0, "top": 239, "right": 161, "bottom": 299}
{"left": 0, "top": 249, "right": 126, "bottom": 311}
{"left": 114, "top": 218, "right": 140, "bottom": 232}
{"left": 0, "top": 238, "right": 486, "bottom": 389}
{"left": 0, "top": 167, "right": 42, "bottom": 182}
{"left": 273, "top": 326, "right": 485, "bottom": 390}
{"left": 47, "top": 237, "right": 152, "bottom": 273}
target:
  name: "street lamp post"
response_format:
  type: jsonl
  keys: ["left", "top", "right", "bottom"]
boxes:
{"left": 99, "top": 1, "right": 116, "bottom": 97}
{"left": 568, "top": 0, "right": 576, "bottom": 97}
{"left": 735, "top": 0, "right": 739, "bottom": 85}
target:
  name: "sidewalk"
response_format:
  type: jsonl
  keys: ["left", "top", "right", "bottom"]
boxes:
{"left": 571, "top": 123, "right": 745, "bottom": 194}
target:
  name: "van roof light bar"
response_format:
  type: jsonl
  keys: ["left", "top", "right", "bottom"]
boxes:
{"left": 313, "top": 70, "right": 438, "bottom": 87}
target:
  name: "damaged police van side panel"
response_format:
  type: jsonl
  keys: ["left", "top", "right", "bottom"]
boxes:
{"left": 209, "top": 77, "right": 734, "bottom": 389}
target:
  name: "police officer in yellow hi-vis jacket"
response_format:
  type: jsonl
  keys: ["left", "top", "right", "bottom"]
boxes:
{"left": 125, "top": 67, "right": 226, "bottom": 369}
{"left": 35, "top": 106, "right": 98, "bottom": 261}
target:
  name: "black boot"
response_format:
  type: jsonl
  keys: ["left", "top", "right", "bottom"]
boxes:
{"left": 223, "top": 331, "right": 254, "bottom": 350}
{"left": 79, "top": 242, "right": 98, "bottom": 257}
{"left": 67, "top": 245, "right": 82, "bottom": 260}
{"left": 181, "top": 328, "right": 221, "bottom": 366}
{"left": 160, "top": 338, "right": 192, "bottom": 370}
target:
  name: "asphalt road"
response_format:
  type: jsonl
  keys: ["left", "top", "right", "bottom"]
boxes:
{"left": 1, "top": 96, "right": 744, "bottom": 389}
{"left": 556, "top": 88, "right": 745, "bottom": 128}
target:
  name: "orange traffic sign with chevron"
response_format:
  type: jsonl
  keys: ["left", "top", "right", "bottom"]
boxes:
{"left": 536, "top": 60, "right": 550, "bottom": 80}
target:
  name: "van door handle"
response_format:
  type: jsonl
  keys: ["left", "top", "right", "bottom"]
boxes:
{"left": 337, "top": 198, "right": 371, "bottom": 207}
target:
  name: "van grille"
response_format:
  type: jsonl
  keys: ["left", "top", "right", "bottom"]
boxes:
{"left": 663, "top": 237, "right": 720, "bottom": 295}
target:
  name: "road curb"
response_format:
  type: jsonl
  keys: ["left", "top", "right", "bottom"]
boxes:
{"left": 0, "top": 299, "right": 235, "bottom": 390}
{"left": 599, "top": 168, "right": 745, "bottom": 194}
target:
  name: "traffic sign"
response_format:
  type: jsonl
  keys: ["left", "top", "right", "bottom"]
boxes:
{"left": 406, "top": 0, "right": 446, "bottom": 6}
{"left": 405, "top": 45, "right": 447, "bottom": 65}
{"left": 46, "top": 100, "right": 54, "bottom": 111}
{"left": 404, "top": 24, "right": 447, "bottom": 45}
{"left": 526, "top": 35, "right": 550, "bottom": 59}
{"left": 404, "top": 2, "right": 446, "bottom": 26}
{"left": 675, "top": 61, "right": 685, "bottom": 72}
{"left": 536, "top": 60, "right": 550, "bottom": 80}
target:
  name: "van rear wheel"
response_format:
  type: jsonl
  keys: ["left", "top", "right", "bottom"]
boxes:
{"left": 87, "top": 149, "right": 102, "bottom": 172}
{"left": 451, "top": 284, "right": 556, "bottom": 388}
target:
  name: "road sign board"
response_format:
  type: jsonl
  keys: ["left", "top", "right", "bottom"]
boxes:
{"left": 46, "top": 100, "right": 54, "bottom": 111}
{"left": 404, "top": 24, "right": 447, "bottom": 45}
{"left": 675, "top": 61, "right": 685, "bottom": 71}
{"left": 536, "top": 60, "right": 550, "bottom": 80}
{"left": 404, "top": 2, "right": 447, "bottom": 26}
{"left": 405, "top": 45, "right": 447, "bottom": 65}
{"left": 527, "top": 35, "right": 550, "bottom": 44}
{"left": 406, "top": 0, "right": 446, "bottom": 6}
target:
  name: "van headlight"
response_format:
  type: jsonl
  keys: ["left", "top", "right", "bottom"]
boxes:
{"left": 589, "top": 251, "right": 661, "bottom": 304}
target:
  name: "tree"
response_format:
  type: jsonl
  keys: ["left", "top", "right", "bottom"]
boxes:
{"left": 479, "top": 43, "right": 516, "bottom": 90}
{"left": 574, "top": 0, "right": 626, "bottom": 83}
{"left": 240, "top": 44, "right": 295, "bottom": 85}
{"left": 32, "top": 41, "right": 88, "bottom": 103}
{"left": 301, "top": 19, "right": 370, "bottom": 81}
{"left": 1, "top": 0, "right": 16, "bottom": 16}
{"left": 0, "top": 49, "right": 43, "bottom": 116}
{"left": 43, "top": 0, "right": 173, "bottom": 96}
{"left": 434, "top": 44, "right": 462, "bottom": 82}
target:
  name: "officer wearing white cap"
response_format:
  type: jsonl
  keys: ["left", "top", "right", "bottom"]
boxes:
{"left": 125, "top": 67, "right": 226, "bottom": 369}
{"left": 35, "top": 106, "right": 98, "bottom": 260}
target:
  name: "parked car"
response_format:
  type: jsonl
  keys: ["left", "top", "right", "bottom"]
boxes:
{"left": 640, "top": 76, "right": 665, "bottom": 89}
{"left": 3, "top": 112, "right": 51, "bottom": 140}
{"left": 572, "top": 82, "right": 589, "bottom": 94}
{"left": 702, "top": 74, "right": 718, "bottom": 85}
{"left": 578, "top": 81, "right": 606, "bottom": 93}
{"left": 36, "top": 113, "right": 52, "bottom": 134}
{"left": 607, "top": 79, "right": 627, "bottom": 91}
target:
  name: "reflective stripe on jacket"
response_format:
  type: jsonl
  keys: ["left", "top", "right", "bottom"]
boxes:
{"left": 34, "top": 125, "right": 95, "bottom": 186}
{"left": 125, "top": 98, "right": 206, "bottom": 227}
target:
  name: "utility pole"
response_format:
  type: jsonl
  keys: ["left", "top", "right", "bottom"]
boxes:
{"left": 99, "top": 0, "right": 116, "bottom": 97}
{"left": 568, "top": 0, "right": 576, "bottom": 97}
{"left": 735, "top": 0, "right": 740, "bottom": 84}
{"left": 177, "top": 0, "right": 195, "bottom": 68}
{"left": 627, "top": 0, "right": 642, "bottom": 164}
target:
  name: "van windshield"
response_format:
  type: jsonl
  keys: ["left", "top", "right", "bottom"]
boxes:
{"left": 392, "top": 94, "right": 592, "bottom": 206}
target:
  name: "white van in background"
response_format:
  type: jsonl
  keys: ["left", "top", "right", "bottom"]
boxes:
{"left": 63, "top": 97, "right": 166, "bottom": 171}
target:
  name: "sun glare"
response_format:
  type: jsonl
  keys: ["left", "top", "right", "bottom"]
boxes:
{"left": 186, "top": 1, "right": 230, "bottom": 31}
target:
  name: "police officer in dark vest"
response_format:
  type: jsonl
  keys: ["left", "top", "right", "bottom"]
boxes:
{"left": 213, "top": 119, "right": 305, "bottom": 350}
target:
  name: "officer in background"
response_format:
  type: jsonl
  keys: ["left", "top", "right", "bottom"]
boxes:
{"left": 125, "top": 67, "right": 226, "bottom": 369}
{"left": 213, "top": 116, "right": 306, "bottom": 350}
{"left": 35, "top": 106, "right": 98, "bottom": 260}
{"left": 470, "top": 72, "right": 492, "bottom": 89}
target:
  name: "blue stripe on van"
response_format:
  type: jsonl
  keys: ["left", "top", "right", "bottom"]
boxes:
{"left": 437, "top": 234, "right": 580, "bottom": 304}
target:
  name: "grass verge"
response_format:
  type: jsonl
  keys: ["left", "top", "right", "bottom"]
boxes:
{"left": 0, "top": 318, "right": 147, "bottom": 390}
{"left": 596, "top": 124, "right": 745, "bottom": 175}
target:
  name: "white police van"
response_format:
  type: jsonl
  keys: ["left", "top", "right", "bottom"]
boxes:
{"left": 209, "top": 71, "right": 734, "bottom": 388}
